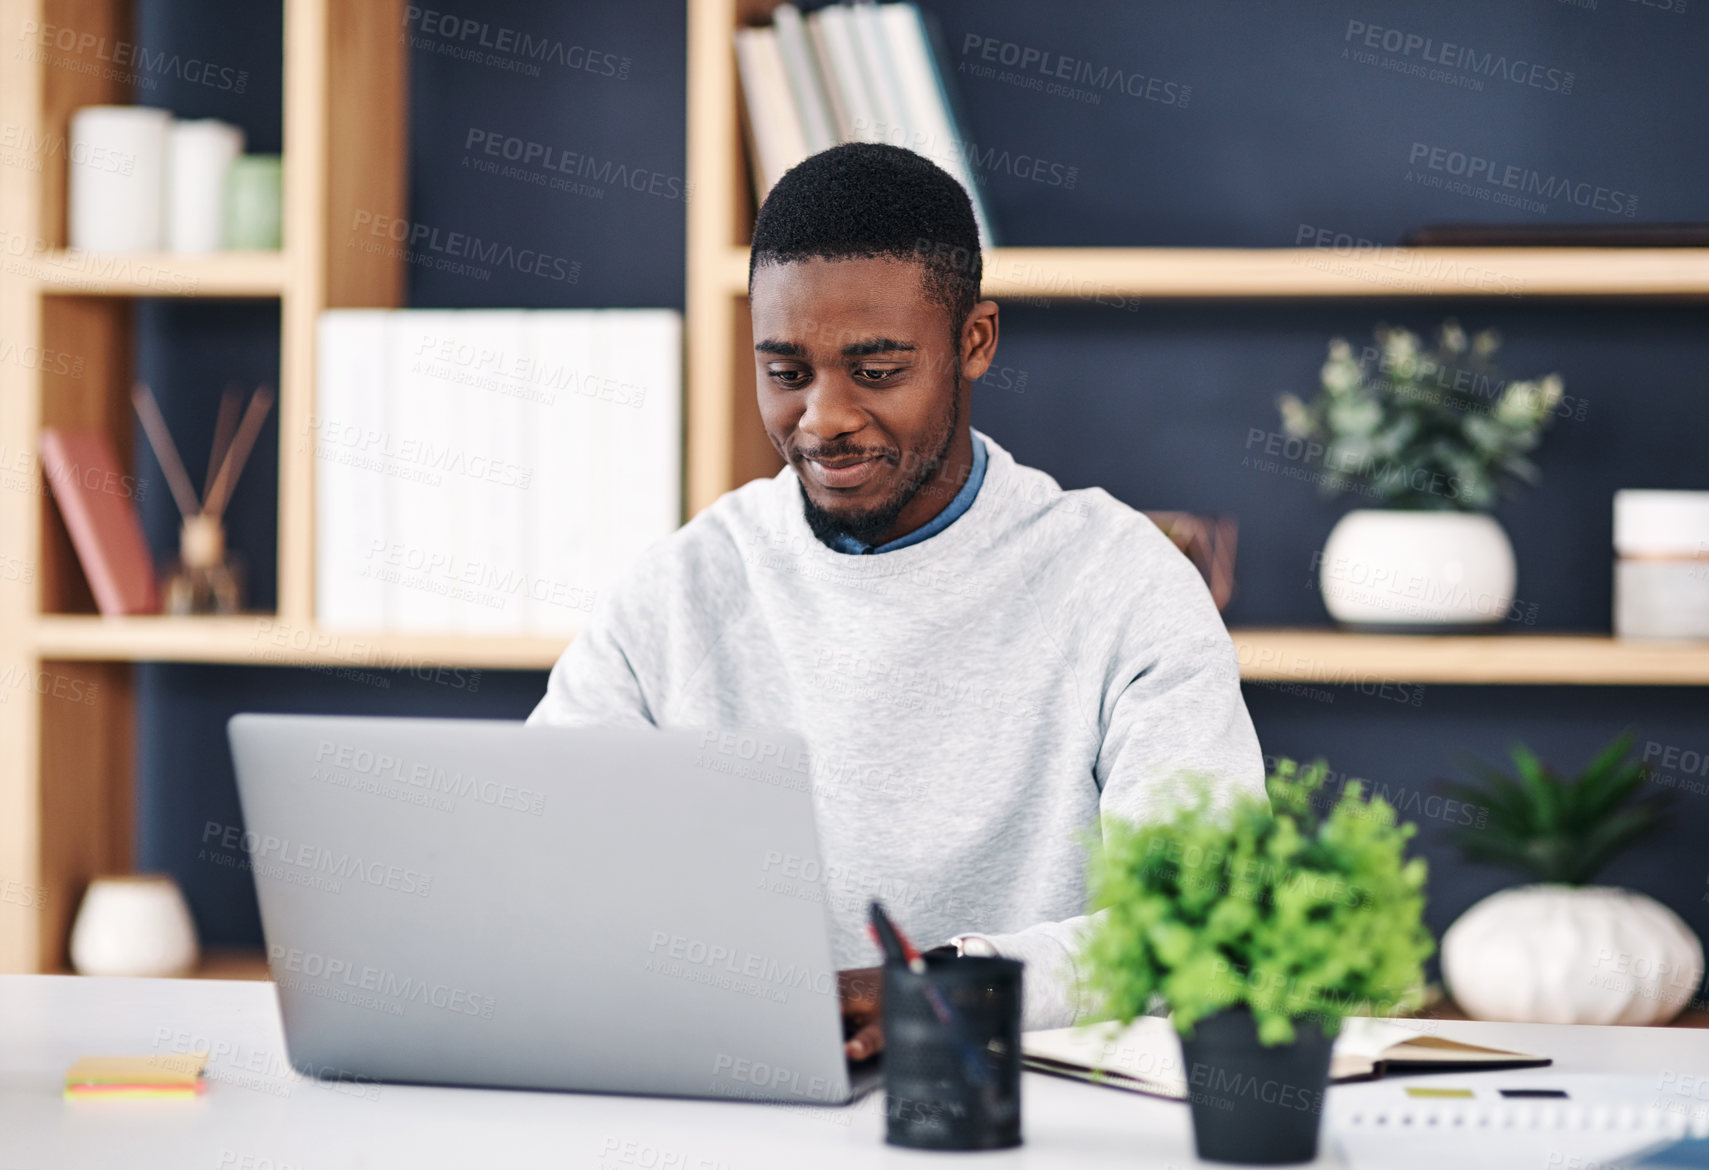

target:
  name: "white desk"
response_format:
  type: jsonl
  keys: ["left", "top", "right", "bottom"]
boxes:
{"left": 4, "top": 975, "right": 1707, "bottom": 1169}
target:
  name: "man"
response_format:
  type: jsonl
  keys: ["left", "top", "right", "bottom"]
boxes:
{"left": 529, "top": 142, "right": 1264, "bottom": 1058}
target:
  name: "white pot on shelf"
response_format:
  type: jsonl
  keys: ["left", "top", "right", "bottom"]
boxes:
{"left": 1442, "top": 885, "right": 1704, "bottom": 1025}
{"left": 68, "top": 874, "right": 200, "bottom": 978}
{"left": 1319, "top": 509, "right": 1517, "bottom": 627}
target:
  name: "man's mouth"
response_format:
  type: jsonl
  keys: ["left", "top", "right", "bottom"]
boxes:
{"left": 800, "top": 451, "right": 887, "bottom": 491}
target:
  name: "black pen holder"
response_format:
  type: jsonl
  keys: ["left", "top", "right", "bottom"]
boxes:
{"left": 881, "top": 955, "right": 1023, "bottom": 1151}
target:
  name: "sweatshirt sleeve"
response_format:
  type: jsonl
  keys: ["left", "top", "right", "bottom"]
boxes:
{"left": 950, "top": 526, "right": 1267, "bottom": 1030}
{"left": 526, "top": 594, "right": 657, "bottom": 729}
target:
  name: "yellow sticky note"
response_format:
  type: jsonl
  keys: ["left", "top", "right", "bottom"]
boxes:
{"left": 65, "top": 1051, "right": 208, "bottom": 1089}
{"left": 1405, "top": 1086, "right": 1474, "bottom": 1099}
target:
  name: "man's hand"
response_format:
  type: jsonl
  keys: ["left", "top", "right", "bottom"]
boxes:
{"left": 839, "top": 967, "right": 883, "bottom": 1061}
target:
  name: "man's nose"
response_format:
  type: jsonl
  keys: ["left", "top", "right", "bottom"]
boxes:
{"left": 795, "top": 381, "right": 866, "bottom": 443}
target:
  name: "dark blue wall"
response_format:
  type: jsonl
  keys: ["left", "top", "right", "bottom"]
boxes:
{"left": 133, "top": 0, "right": 1708, "bottom": 991}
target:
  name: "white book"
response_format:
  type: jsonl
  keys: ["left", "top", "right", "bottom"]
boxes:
{"left": 385, "top": 311, "right": 465, "bottom": 631}
{"left": 809, "top": 6, "right": 880, "bottom": 143}
{"left": 446, "top": 311, "right": 530, "bottom": 634}
{"left": 880, "top": 2, "right": 995, "bottom": 250}
{"left": 771, "top": 4, "right": 837, "bottom": 154}
{"left": 734, "top": 27, "right": 808, "bottom": 197}
{"left": 847, "top": 2, "right": 909, "bottom": 146}
{"left": 314, "top": 310, "right": 390, "bottom": 630}
{"left": 522, "top": 312, "right": 599, "bottom": 636}
{"left": 600, "top": 310, "right": 683, "bottom": 597}
{"left": 803, "top": 9, "right": 856, "bottom": 141}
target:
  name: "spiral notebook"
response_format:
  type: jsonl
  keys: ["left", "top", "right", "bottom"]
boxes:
{"left": 1021, "top": 1017, "right": 1550, "bottom": 1099}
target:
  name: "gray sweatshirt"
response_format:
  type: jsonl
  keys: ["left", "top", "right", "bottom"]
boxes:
{"left": 527, "top": 428, "right": 1265, "bottom": 1029}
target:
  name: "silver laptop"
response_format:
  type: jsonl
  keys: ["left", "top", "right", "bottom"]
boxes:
{"left": 227, "top": 713, "right": 878, "bottom": 1103}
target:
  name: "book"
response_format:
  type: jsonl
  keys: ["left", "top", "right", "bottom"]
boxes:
{"left": 38, "top": 428, "right": 159, "bottom": 615}
{"left": 808, "top": 6, "right": 881, "bottom": 147}
{"left": 523, "top": 311, "right": 600, "bottom": 636}
{"left": 879, "top": 2, "right": 996, "bottom": 251}
{"left": 771, "top": 4, "right": 837, "bottom": 155}
{"left": 847, "top": 2, "right": 910, "bottom": 148}
{"left": 734, "top": 27, "right": 806, "bottom": 199}
{"left": 600, "top": 310, "right": 684, "bottom": 595}
{"left": 314, "top": 310, "right": 391, "bottom": 630}
{"left": 447, "top": 311, "right": 529, "bottom": 634}
{"left": 803, "top": 8, "right": 857, "bottom": 142}
{"left": 385, "top": 311, "right": 464, "bottom": 631}
{"left": 1021, "top": 1016, "right": 1550, "bottom": 1101}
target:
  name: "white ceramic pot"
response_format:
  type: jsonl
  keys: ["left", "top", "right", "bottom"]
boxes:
{"left": 1319, "top": 509, "right": 1517, "bottom": 627}
{"left": 1442, "top": 885, "right": 1704, "bottom": 1025}
{"left": 69, "top": 874, "right": 200, "bottom": 977}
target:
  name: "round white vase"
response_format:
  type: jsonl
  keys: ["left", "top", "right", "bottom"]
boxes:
{"left": 1442, "top": 885, "right": 1704, "bottom": 1025}
{"left": 1319, "top": 509, "right": 1517, "bottom": 627}
{"left": 69, "top": 874, "right": 200, "bottom": 977}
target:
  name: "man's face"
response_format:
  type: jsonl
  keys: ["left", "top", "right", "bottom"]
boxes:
{"left": 750, "top": 256, "right": 997, "bottom": 545}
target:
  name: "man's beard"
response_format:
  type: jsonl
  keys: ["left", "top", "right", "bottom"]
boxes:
{"left": 798, "top": 391, "right": 960, "bottom": 550}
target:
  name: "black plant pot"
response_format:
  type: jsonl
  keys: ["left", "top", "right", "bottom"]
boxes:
{"left": 1177, "top": 1008, "right": 1334, "bottom": 1165}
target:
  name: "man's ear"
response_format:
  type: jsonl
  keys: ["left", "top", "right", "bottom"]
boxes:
{"left": 960, "top": 300, "right": 1000, "bottom": 381}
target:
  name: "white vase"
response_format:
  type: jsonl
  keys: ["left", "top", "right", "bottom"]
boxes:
{"left": 1442, "top": 885, "right": 1704, "bottom": 1025}
{"left": 1319, "top": 509, "right": 1517, "bottom": 627}
{"left": 69, "top": 874, "right": 200, "bottom": 977}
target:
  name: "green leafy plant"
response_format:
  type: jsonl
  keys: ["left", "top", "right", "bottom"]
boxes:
{"left": 1277, "top": 320, "right": 1564, "bottom": 511}
{"left": 1440, "top": 733, "right": 1671, "bottom": 886}
{"left": 1079, "top": 760, "right": 1433, "bottom": 1046}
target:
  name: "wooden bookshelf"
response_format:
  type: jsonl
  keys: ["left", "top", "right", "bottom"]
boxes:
{"left": 0, "top": 0, "right": 408, "bottom": 975}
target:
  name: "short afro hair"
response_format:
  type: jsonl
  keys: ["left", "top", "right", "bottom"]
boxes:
{"left": 748, "top": 142, "right": 980, "bottom": 342}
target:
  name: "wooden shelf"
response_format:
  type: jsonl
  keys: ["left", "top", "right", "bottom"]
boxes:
{"left": 721, "top": 245, "right": 1709, "bottom": 300}
{"left": 30, "top": 617, "right": 1709, "bottom": 684}
{"left": 31, "top": 616, "right": 570, "bottom": 671}
{"left": 1232, "top": 629, "right": 1709, "bottom": 686}
{"left": 28, "top": 250, "right": 288, "bottom": 297}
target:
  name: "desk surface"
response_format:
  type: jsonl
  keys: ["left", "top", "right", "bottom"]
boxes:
{"left": 4, "top": 975, "right": 1708, "bottom": 1170}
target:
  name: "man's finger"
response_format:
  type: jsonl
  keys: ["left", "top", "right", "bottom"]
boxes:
{"left": 838, "top": 967, "right": 882, "bottom": 1007}
{"left": 845, "top": 1021, "right": 884, "bottom": 1061}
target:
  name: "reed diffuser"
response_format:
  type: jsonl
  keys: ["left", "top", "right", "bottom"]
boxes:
{"left": 132, "top": 381, "right": 273, "bottom": 615}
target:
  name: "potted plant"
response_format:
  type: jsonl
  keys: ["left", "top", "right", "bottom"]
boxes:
{"left": 1278, "top": 320, "right": 1564, "bottom": 629}
{"left": 1439, "top": 733, "right": 1703, "bottom": 1025}
{"left": 1079, "top": 760, "right": 1432, "bottom": 1165}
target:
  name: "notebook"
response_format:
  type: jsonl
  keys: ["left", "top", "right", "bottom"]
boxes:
{"left": 1022, "top": 1016, "right": 1550, "bottom": 1100}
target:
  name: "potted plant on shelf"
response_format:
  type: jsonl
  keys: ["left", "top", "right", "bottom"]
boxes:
{"left": 1079, "top": 760, "right": 1432, "bottom": 1165}
{"left": 1439, "top": 733, "right": 1703, "bottom": 1025}
{"left": 1277, "top": 320, "right": 1564, "bottom": 629}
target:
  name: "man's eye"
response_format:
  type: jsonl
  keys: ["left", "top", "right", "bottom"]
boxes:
{"left": 769, "top": 368, "right": 809, "bottom": 387}
{"left": 854, "top": 367, "right": 902, "bottom": 383}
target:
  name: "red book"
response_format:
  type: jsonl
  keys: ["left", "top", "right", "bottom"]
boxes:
{"left": 38, "top": 429, "right": 159, "bottom": 615}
